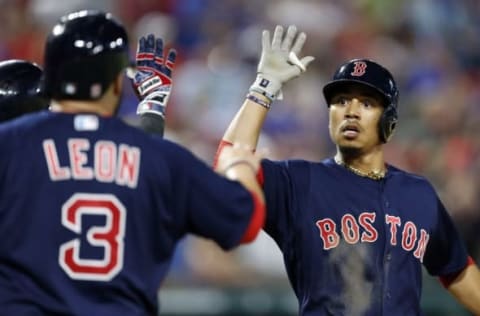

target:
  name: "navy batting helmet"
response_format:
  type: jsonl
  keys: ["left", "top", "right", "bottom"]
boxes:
{"left": 323, "top": 58, "right": 399, "bottom": 142}
{"left": 0, "top": 59, "right": 48, "bottom": 122}
{"left": 43, "top": 10, "right": 131, "bottom": 100}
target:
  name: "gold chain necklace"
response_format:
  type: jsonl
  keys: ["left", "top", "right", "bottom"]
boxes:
{"left": 334, "top": 157, "right": 386, "bottom": 180}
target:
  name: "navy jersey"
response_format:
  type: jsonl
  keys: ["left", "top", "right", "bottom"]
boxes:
{"left": 0, "top": 111, "right": 257, "bottom": 316}
{"left": 261, "top": 158, "right": 468, "bottom": 316}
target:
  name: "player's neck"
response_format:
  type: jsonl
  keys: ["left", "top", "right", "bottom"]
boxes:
{"left": 49, "top": 100, "right": 116, "bottom": 117}
{"left": 334, "top": 148, "right": 387, "bottom": 179}
{"left": 48, "top": 83, "right": 120, "bottom": 117}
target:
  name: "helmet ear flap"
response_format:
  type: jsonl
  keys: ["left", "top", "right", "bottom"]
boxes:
{"left": 379, "top": 104, "right": 398, "bottom": 143}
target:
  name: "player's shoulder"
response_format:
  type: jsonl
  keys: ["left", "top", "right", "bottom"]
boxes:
{"left": 128, "top": 127, "right": 197, "bottom": 163}
{"left": 287, "top": 157, "right": 337, "bottom": 170}
{"left": 0, "top": 109, "right": 49, "bottom": 137}
{"left": 262, "top": 157, "right": 334, "bottom": 174}
{"left": 387, "top": 164, "right": 436, "bottom": 191}
{"left": 387, "top": 164, "right": 428, "bottom": 182}
{"left": 107, "top": 119, "right": 194, "bottom": 162}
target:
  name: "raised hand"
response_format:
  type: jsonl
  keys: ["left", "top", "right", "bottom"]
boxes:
{"left": 131, "top": 34, "right": 177, "bottom": 118}
{"left": 249, "top": 25, "right": 314, "bottom": 103}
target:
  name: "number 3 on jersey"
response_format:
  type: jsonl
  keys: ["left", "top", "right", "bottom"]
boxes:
{"left": 58, "top": 193, "right": 126, "bottom": 281}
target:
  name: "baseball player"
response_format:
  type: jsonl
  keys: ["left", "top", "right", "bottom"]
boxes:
{"left": 0, "top": 59, "right": 49, "bottom": 122}
{"left": 216, "top": 25, "right": 480, "bottom": 315}
{"left": 0, "top": 10, "right": 265, "bottom": 316}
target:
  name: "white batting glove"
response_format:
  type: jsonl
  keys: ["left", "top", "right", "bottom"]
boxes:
{"left": 249, "top": 25, "right": 315, "bottom": 103}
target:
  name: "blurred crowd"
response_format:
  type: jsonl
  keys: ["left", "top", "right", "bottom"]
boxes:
{"left": 2, "top": 0, "right": 480, "bottom": 308}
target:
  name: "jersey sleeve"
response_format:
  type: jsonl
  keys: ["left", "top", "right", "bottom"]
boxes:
{"left": 260, "top": 159, "right": 309, "bottom": 250}
{"left": 422, "top": 195, "right": 469, "bottom": 276}
{"left": 162, "top": 140, "right": 257, "bottom": 250}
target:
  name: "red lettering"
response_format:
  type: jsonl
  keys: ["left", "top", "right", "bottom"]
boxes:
{"left": 341, "top": 214, "right": 360, "bottom": 244}
{"left": 95, "top": 141, "right": 116, "bottom": 182}
{"left": 359, "top": 212, "right": 378, "bottom": 243}
{"left": 68, "top": 139, "right": 93, "bottom": 180}
{"left": 385, "top": 215, "right": 401, "bottom": 245}
{"left": 413, "top": 229, "right": 430, "bottom": 262}
{"left": 350, "top": 61, "right": 367, "bottom": 76}
{"left": 402, "top": 221, "right": 417, "bottom": 251}
{"left": 43, "top": 139, "right": 71, "bottom": 180}
{"left": 316, "top": 213, "right": 429, "bottom": 264}
{"left": 59, "top": 193, "right": 126, "bottom": 281}
{"left": 316, "top": 219, "right": 339, "bottom": 250}
{"left": 116, "top": 144, "right": 140, "bottom": 188}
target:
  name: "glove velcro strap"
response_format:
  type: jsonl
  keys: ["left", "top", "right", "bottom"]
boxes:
{"left": 249, "top": 75, "right": 282, "bottom": 102}
{"left": 137, "top": 100, "right": 165, "bottom": 117}
{"left": 136, "top": 91, "right": 169, "bottom": 117}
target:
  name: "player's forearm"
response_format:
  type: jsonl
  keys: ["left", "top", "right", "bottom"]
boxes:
{"left": 139, "top": 113, "right": 165, "bottom": 137}
{"left": 215, "top": 146, "right": 265, "bottom": 211}
{"left": 222, "top": 162, "right": 263, "bottom": 202}
{"left": 222, "top": 92, "right": 270, "bottom": 149}
{"left": 224, "top": 162, "right": 265, "bottom": 243}
{"left": 447, "top": 263, "right": 480, "bottom": 314}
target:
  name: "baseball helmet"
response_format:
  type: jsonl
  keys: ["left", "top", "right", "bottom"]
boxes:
{"left": 0, "top": 59, "right": 49, "bottom": 122}
{"left": 323, "top": 58, "right": 399, "bottom": 142}
{"left": 43, "top": 10, "right": 131, "bottom": 100}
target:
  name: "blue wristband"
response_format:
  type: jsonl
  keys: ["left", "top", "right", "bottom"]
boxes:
{"left": 246, "top": 93, "right": 271, "bottom": 109}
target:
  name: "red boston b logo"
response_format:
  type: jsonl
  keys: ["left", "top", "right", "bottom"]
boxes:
{"left": 350, "top": 61, "right": 367, "bottom": 76}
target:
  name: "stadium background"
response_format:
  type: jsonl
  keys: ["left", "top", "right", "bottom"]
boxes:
{"left": 2, "top": 0, "right": 480, "bottom": 315}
